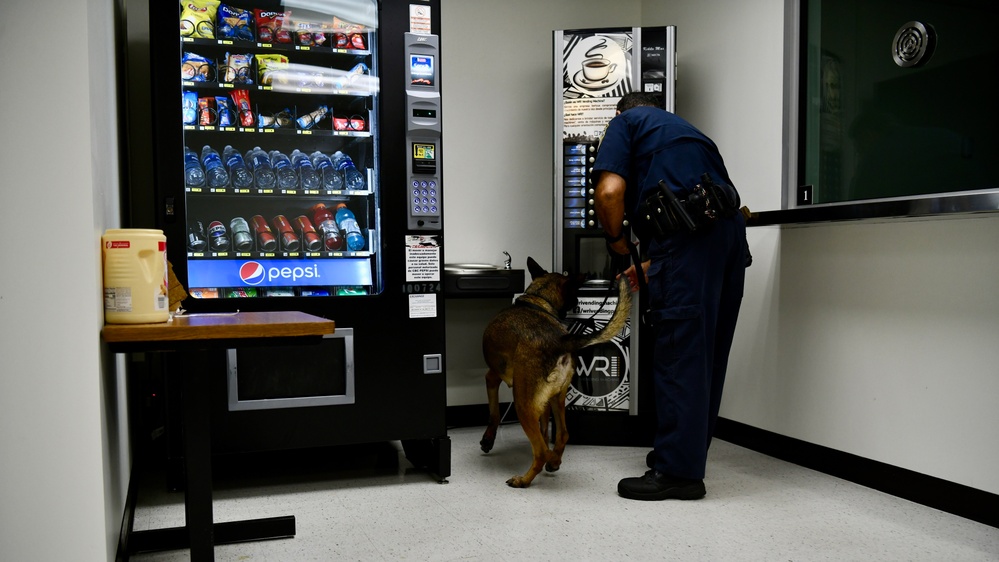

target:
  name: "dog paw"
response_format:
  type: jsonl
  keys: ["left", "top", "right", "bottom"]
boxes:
{"left": 544, "top": 460, "right": 561, "bottom": 472}
{"left": 506, "top": 476, "right": 530, "bottom": 488}
{"left": 479, "top": 438, "right": 494, "bottom": 453}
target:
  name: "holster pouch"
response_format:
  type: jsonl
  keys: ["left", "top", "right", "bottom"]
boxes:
{"left": 631, "top": 173, "right": 741, "bottom": 242}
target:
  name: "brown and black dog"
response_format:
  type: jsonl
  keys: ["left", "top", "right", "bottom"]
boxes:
{"left": 479, "top": 257, "right": 631, "bottom": 487}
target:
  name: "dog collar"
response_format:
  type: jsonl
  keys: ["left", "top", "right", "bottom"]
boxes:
{"left": 515, "top": 297, "right": 561, "bottom": 320}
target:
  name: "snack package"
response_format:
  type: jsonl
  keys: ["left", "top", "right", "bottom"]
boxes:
{"left": 180, "top": 0, "right": 221, "bottom": 39}
{"left": 181, "top": 52, "right": 212, "bottom": 81}
{"left": 198, "top": 97, "right": 216, "bottom": 126}
{"left": 223, "top": 52, "right": 252, "bottom": 84}
{"left": 229, "top": 89, "right": 254, "bottom": 127}
{"left": 216, "top": 96, "right": 232, "bottom": 126}
{"left": 335, "top": 62, "right": 368, "bottom": 90}
{"left": 254, "top": 9, "right": 293, "bottom": 44}
{"left": 182, "top": 91, "right": 198, "bottom": 124}
{"left": 217, "top": 3, "right": 253, "bottom": 41}
{"left": 255, "top": 53, "right": 290, "bottom": 86}
{"left": 297, "top": 105, "right": 328, "bottom": 130}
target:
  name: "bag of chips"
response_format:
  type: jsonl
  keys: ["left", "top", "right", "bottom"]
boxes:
{"left": 181, "top": 52, "right": 212, "bottom": 82}
{"left": 218, "top": 4, "right": 253, "bottom": 41}
{"left": 254, "top": 9, "right": 293, "bottom": 44}
{"left": 255, "top": 53, "right": 290, "bottom": 86}
{"left": 182, "top": 91, "right": 198, "bottom": 125}
{"left": 180, "top": 0, "right": 221, "bottom": 39}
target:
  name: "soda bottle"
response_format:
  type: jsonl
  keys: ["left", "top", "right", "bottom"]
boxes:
{"left": 187, "top": 220, "right": 208, "bottom": 251}
{"left": 244, "top": 147, "right": 276, "bottom": 189}
{"left": 334, "top": 203, "right": 365, "bottom": 251}
{"left": 294, "top": 215, "right": 323, "bottom": 252}
{"left": 207, "top": 220, "right": 231, "bottom": 251}
{"left": 331, "top": 151, "right": 365, "bottom": 190}
{"left": 201, "top": 145, "right": 230, "bottom": 188}
{"left": 251, "top": 214, "right": 278, "bottom": 252}
{"left": 309, "top": 203, "right": 343, "bottom": 250}
{"left": 184, "top": 146, "right": 206, "bottom": 187}
{"left": 271, "top": 214, "right": 301, "bottom": 252}
{"left": 269, "top": 150, "right": 298, "bottom": 189}
{"left": 229, "top": 217, "right": 254, "bottom": 252}
{"left": 291, "top": 149, "right": 320, "bottom": 190}
{"left": 223, "top": 145, "right": 253, "bottom": 189}
{"left": 310, "top": 151, "right": 343, "bottom": 190}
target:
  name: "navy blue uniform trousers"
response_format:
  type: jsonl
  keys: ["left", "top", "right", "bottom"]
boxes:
{"left": 645, "top": 212, "right": 746, "bottom": 480}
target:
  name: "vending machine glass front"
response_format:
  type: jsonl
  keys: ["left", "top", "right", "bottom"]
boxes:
{"left": 179, "top": 0, "right": 381, "bottom": 299}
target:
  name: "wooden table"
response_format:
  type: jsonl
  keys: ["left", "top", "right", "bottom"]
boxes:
{"left": 104, "top": 311, "right": 335, "bottom": 562}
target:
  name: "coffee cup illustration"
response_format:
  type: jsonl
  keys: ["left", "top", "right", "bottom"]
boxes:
{"left": 581, "top": 58, "right": 616, "bottom": 82}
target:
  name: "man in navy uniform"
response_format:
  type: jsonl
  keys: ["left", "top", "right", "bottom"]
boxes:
{"left": 593, "top": 92, "right": 748, "bottom": 500}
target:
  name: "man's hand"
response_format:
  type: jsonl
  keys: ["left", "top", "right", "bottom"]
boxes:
{"left": 619, "top": 260, "right": 651, "bottom": 292}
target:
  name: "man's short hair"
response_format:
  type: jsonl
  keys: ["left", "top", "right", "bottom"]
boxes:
{"left": 616, "top": 92, "right": 661, "bottom": 113}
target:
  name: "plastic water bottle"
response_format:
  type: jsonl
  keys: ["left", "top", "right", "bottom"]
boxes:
{"left": 269, "top": 150, "right": 298, "bottom": 189}
{"left": 335, "top": 202, "right": 365, "bottom": 251}
{"left": 291, "top": 149, "right": 320, "bottom": 190}
{"left": 223, "top": 145, "right": 253, "bottom": 189}
{"left": 201, "top": 145, "right": 230, "bottom": 188}
{"left": 331, "top": 151, "right": 365, "bottom": 190}
{"left": 244, "top": 147, "right": 275, "bottom": 189}
{"left": 184, "top": 146, "right": 205, "bottom": 187}
{"left": 310, "top": 151, "right": 343, "bottom": 190}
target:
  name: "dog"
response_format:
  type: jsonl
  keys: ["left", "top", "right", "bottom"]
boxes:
{"left": 479, "top": 257, "right": 631, "bottom": 487}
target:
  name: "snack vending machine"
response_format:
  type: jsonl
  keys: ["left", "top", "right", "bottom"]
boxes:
{"left": 128, "top": 0, "right": 449, "bottom": 479}
{"left": 553, "top": 25, "right": 675, "bottom": 445}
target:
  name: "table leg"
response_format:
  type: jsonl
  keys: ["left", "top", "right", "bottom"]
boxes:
{"left": 182, "top": 349, "right": 215, "bottom": 561}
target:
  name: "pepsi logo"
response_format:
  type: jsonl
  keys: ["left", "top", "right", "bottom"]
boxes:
{"left": 239, "top": 261, "right": 266, "bottom": 285}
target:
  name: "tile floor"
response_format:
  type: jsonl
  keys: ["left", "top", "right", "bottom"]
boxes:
{"left": 130, "top": 425, "right": 999, "bottom": 561}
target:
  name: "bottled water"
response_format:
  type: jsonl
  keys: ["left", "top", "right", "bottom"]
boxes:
{"left": 184, "top": 146, "right": 205, "bottom": 187}
{"left": 331, "top": 151, "right": 366, "bottom": 190}
{"left": 310, "top": 151, "right": 343, "bottom": 190}
{"left": 291, "top": 149, "right": 320, "bottom": 190}
{"left": 334, "top": 203, "right": 365, "bottom": 251}
{"left": 223, "top": 145, "right": 253, "bottom": 189}
{"left": 201, "top": 145, "right": 230, "bottom": 188}
{"left": 244, "top": 147, "right": 275, "bottom": 189}
{"left": 269, "top": 150, "right": 298, "bottom": 189}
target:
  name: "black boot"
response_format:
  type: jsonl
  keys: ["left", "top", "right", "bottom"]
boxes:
{"left": 618, "top": 470, "right": 706, "bottom": 501}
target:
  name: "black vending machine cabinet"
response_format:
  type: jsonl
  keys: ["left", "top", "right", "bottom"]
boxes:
{"left": 129, "top": 0, "right": 449, "bottom": 480}
{"left": 553, "top": 25, "right": 676, "bottom": 446}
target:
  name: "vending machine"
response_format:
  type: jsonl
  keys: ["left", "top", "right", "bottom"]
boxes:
{"left": 127, "top": 0, "right": 449, "bottom": 479}
{"left": 553, "top": 25, "right": 676, "bottom": 445}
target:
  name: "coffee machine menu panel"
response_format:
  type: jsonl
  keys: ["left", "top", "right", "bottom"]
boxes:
{"left": 405, "top": 33, "right": 442, "bottom": 230}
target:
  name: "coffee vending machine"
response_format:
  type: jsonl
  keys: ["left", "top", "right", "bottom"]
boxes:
{"left": 553, "top": 25, "right": 676, "bottom": 445}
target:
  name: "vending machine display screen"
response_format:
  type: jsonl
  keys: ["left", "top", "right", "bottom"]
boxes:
{"left": 410, "top": 55, "right": 434, "bottom": 86}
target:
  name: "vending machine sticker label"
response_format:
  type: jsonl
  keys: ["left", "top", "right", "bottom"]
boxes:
{"left": 405, "top": 235, "right": 440, "bottom": 282}
{"left": 408, "top": 293, "right": 437, "bottom": 318}
{"left": 409, "top": 4, "right": 431, "bottom": 34}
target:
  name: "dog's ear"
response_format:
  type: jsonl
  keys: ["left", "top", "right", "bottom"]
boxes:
{"left": 526, "top": 257, "right": 548, "bottom": 280}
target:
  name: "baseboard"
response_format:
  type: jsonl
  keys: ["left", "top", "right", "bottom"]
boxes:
{"left": 714, "top": 417, "right": 998, "bottom": 529}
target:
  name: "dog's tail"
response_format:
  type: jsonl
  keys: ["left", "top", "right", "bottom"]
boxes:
{"left": 562, "top": 276, "right": 632, "bottom": 351}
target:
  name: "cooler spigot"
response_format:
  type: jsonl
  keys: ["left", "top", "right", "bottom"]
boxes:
{"left": 502, "top": 251, "right": 512, "bottom": 270}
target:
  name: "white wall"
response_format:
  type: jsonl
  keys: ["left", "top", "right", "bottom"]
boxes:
{"left": 442, "top": 0, "right": 999, "bottom": 496}
{"left": 0, "top": 0, "right": 125, "bottom": 560}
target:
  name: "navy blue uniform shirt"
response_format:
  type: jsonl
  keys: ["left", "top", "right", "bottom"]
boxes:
{"left": 593, "top": 106, "right": 733, "bottom": 221}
